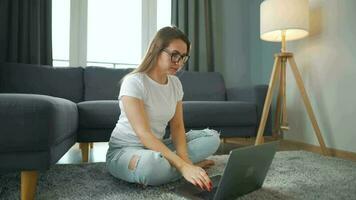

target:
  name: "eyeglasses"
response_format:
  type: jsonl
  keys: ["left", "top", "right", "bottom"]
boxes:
{"left": 162, "top": 49, "right": 190, "bottom": 64}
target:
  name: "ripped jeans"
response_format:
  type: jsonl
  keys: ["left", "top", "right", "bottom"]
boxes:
{"left": 106, "top": 128, "right": 221, "bottom": 186}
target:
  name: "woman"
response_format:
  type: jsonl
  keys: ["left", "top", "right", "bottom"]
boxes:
{"left": 106, "top": 26, "right": 220, "bottom": 191}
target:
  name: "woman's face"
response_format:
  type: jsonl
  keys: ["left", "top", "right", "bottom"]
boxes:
{"left": 156, "top": 39, "right": 189, "bottom": 75}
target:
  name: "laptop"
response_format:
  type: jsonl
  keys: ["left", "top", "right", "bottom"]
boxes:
{"left": 174, "top": 141, "right": 279, "bottom": 200}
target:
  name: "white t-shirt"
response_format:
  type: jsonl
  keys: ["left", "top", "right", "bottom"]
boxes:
{"left": 109, "top": 72, "right": 184, "bottom": 147}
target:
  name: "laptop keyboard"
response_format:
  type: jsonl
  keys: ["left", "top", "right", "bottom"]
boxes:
{"left": 195, "top": 187, "right": 218, "bottom": 200}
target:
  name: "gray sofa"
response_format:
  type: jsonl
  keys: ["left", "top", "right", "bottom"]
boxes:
{"left": 0, "top": 62, "right": 271, "bottom": 198}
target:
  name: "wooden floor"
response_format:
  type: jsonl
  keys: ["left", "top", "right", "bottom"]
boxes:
{"left": 57, "top": 137, "right": 312, "bottom": 164}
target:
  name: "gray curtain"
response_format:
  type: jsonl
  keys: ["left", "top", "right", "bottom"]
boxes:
{"left": 171, "top": 0, "right": 215, "bottom": 72}
{"left": 0, "top": 0, "right": 52, "bottom": 65}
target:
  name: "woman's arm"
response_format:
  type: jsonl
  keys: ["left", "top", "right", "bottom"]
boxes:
{"left": 121, "top": 96, "right": 186, "bottom": 169}
{"left": 122, "top": 96, "right": 212, "bottom": 190}
{"left": 169, "top": 101, "right": 192, "bottom": 164}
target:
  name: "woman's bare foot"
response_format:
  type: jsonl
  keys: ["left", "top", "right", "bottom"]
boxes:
{"left": 196, "top": 159, "right": 215, "bottom": 169}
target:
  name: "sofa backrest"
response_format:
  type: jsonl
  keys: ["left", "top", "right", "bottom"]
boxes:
{"left": 177, "top": 71, "right": 226, "bottom": 101}
{"left": 84, "top": 68, "right": 227, "bottom": 101}
{"left": 0, "top": 63, "right": 227, "bottom": 102}
{"left": 84, "top": 67, "right": 133, "bottom": 101}
{"left": 0, "top": 62, "right": 84, "bottom": 103}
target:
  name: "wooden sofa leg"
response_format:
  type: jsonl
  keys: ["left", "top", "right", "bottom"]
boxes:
{"left": 21, "top": 171, "right": 38, "bottom": 200}
{"left": 221, "top": 138, "right": 227, "bottom": 143}
{"left": 79, "top": 143, "right": 90, "bottom": 162}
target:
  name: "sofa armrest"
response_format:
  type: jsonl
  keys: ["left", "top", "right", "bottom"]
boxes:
{"left": 226, "top": 85, "right": 272, "bottom": 135}
{"left": 0, "top": 94, "right": 78, "bottom": 153}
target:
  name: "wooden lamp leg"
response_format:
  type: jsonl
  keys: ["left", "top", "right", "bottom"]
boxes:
{"left": 21, "top": 171, "right": 38, "bottom": 200}
{"left": 255, "top": 56, "right": 281, "bottom": 145}
{"left": 273, "top": 63, "right": 283, "bottom": 138}
{"left": 287, "top": 57, "right": 330, "bottom": 156}
{"left": 280, "top": 58, "right": 290, "bottom": 131}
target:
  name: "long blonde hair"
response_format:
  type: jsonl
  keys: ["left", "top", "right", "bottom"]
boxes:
{"left": 130, "top": 26, "right": 191, "bottom": 75}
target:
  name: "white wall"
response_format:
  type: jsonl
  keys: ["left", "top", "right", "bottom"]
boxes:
{"left": 282, "top": 0, "right": 356, "bottom": 153}
{"left": 212, "top": 0, "right": 356, "bottom": 153}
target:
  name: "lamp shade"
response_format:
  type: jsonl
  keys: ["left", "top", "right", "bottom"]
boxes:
{"left": 260, "top": 0, "right": 309, "bottom": 42}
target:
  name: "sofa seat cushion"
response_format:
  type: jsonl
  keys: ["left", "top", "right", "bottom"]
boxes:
{"left": 78, "top": 100, "right": 120, "bottom": 129}
{"left": 0, "top": 94, "right": 78, "bottom": 153}
{"left": 78, "top": 100, "right": 257, "bottom": 130}
{"left": 183, "top": 101, "right": 257, "bottom": 127}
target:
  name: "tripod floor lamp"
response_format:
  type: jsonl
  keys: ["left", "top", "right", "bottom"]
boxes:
{"left": 255, "top": 0, "right": 330, "bottom": 156}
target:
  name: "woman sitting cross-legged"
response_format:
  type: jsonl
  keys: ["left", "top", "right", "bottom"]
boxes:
{"left": 106, "top": 26, "right": 221, "bottom": 192}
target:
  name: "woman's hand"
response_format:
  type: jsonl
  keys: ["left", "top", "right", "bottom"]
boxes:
{"left": 178, "top": 163, "right": 212, "bottom": 191}
{"left": 196, "top": 159, "right": 215, "bottom": 169}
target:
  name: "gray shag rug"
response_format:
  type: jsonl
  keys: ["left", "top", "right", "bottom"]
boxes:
{"left": 1, "top": 151, "right": 356, "bottom": 200}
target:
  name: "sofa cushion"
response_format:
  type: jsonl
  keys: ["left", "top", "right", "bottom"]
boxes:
{"left": 78, "top": 100, "right": 120, "bottom": 129}
{"left": 0, "top": 62, "right": 84, "bottom": 103}
{"left": 84, "top": 67, "right": 133, "bottom": 101}
{"left": 78, "top": 100, "right": 256, "bottom": 130}
{"left": 0, "top": 94, "right": 78, "bottom": 153}
{"left": 177, "top": 71, "right": 226, "bottom": 101}
{"left": 77, "top": 129, "right": 113, "bottom": 142}
{"left": 183, "top": 101, "right": 257, "bottom": 127}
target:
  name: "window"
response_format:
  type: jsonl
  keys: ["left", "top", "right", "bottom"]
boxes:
{"left": 52, "top": 0, "right": 70, "bottom": 67}
{"left": 52, "top": 0, "right": 171, "bottom": 68}
{"left": 87, "top": 0, "right": 142, "bottom": 68}
{"left": 157, "top": 0, "right": 171, "bottom": 30}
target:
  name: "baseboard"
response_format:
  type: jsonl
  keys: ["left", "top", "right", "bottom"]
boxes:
{"left": 223, "top": 137, "right": 356, "bottom": 162}
{"left": 283, "top": 139, "right": 356, "bottom": 161}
